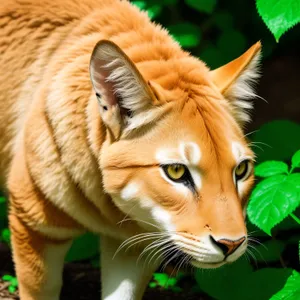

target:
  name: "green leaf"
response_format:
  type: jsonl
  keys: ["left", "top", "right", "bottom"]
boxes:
{"left": 246, "top": 268, "right": 293, "bottom": 300}
{"left": 10, "top": 277, "right": 18, "bottom": 287}
{"left": 250, "top": 121, "right": 300, "bottom": 164}
{"left": 165, "top": 277, "right": 177, "bottom": 288}
{"left": 131, "top": 1, "right": 147, "bottom": 10}
{"left": 195, "top": 263, "right": 292, "bottom": 300}
{"left": 146, "top": 5, "right": 162, "bottom": 19}
{"left": 291, "top": 149, "right": 300, "bottom": 171}
{"left": 8, "top": 285, "right": 16, "bottom": 293}
{"left": 247, "top": 174, "right": 300, "bottom": 235}
{"left": 246, "top": 218, "right": 269, "bottom": 237}
{"left": 194, "top": 259, "right": 252, "bottom": 300}
{"left": 270, "top": 270, "right": 300, "bottom": 300}
{"left": 149, "top": 282, "right": 157, "bottom": 288}
{"left": 2, "top": 275, "right": 13, "bottom": 281}
{"left": 185, "top": 0, "right": 217, "bottom": 14}
{"left": 1, "top": 228, "right": 11, "bottom": 245}
{"left": 153, "top": 273, "right": 169, "bottom": 287}
{"left": 274, "top": 207, "right": 300, "bottom": 231}
{"left": 0, "top": 196, "right": 6, "bottom": 203}
{"left": 255, "top": 240, "right": 285, "bottom": 262}
{"left": 256, "top": 0, "right": 300, "bottom": 41}
{"left": 168, "top": 23, "right": 201, "bottom": 48}
{"left": 255, "top": 161, "right": 289, "bottom": 177}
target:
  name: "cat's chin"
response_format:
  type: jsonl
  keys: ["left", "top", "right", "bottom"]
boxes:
{"left": 190, "top": 260, "right": 226, "bottom": 269}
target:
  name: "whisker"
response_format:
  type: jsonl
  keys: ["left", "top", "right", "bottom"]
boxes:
{"left": 250, "top": 141, "right": 272, "bottom": 148}
{"left": 244, "top": 130, "right": 259, "bottom": 138}
{"left": 247, "top": 248, "right": 258, "bottom": 268}
{"left": 145, "top": 242, "right": 174, "bottom": 268}
{"left": 113, "top": 232, "right": 166, "bottom": 258}
{"left": 248, "top": 244, "right": 266, "bottom": 265}
{"left": 117, "top": 203, "right": 139, "bottom": 227}
{"left": 248, "top": 237, "right": 266, "bottom": 249}
{"left": 117, "top": 218, "right": 161, "bottom": 230}
{"left": 138, "top": 237, "right": 171, "bottom": 264}
{"left": 161, "top": 248, "right": 182, "bottom": 273}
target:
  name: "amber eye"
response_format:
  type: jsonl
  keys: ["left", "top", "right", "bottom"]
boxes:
{"left": 165, "top": 164, "right": 186, "bottom": 181}
{"left": 235, "top": 160, "right": 251, "bottom": 181}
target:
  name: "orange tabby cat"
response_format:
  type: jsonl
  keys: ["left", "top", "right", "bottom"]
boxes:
{"left": 0, "top": 0, "right": 261, "bottom": 299}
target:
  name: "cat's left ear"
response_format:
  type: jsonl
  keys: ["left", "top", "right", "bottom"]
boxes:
{"left": 89, "top": 40, "right": 157, "bottom": 140}
{"left": 210, "top": 41, "right": 262, "bottom": 125}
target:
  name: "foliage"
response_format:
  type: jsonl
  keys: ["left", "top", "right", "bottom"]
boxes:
{"left": 254, "top": 240, "right": 285, "bottom": 262}
{"left": 249, "top": 121, "right": 300, "bottom": 164}
{"left": 247, "top": 149, "right": 300, "bottom": 235}
{"left": 0, "top": 1, "right": 299, "bottom": 299}
{"left": 2, "top": 275, "right": 18, "bottom": 293}
{"left": 256, "top": 0, "right": 300, "bottom": 41}
{"left": 195, "top": 259, "right": 293, "bottom": 300}
{"left": 270, "top": 270, "right": 300, "bottom": 300}
{"left": 149, "top": 272, "right": 184, "bottom": 292}
{"left": 131, "top": 0, "right": 300, "bottom": 69}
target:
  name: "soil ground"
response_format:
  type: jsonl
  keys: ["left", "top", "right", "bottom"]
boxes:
{"left": 0, "top": 242, "right": 210, "bottom": 300}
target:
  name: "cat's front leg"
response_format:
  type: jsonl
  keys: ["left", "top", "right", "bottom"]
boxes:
{"left": 9, "top": 214, "right": 72, "bottom": 300}
{"left": 100, "top": 235, "right": 161, "bottom": 300}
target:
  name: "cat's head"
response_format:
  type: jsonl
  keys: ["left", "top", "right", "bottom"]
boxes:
{"left": 90, "top": 40, "right": 261, "bottom": 268}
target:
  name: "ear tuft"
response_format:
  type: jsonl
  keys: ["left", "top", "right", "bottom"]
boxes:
{"left": 90, "top": 40, "right": 154, "bottom": 116}
{"left": 210, "top": 42, "right": 262, "bottom": 125}
{"left": 226, "top": 49, "right": 262, "bottom": 124}
{"left": 89, "top": 40, "right": 160, "bottom": 138}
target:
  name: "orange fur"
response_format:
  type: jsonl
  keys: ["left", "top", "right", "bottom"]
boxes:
{"left": 0, "top": 0, "right": 261, "bottom": 299}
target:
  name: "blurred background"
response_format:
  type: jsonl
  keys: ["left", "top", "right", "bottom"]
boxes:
{"left": 0, "top": 1, "right": 299, "bottom": 299}
{"left": 132, "top": 0, "right": 300, "bottom": 133}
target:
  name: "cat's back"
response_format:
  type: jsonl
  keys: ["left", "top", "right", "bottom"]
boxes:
{"left": 0, "top": 0, "right": 123, "bottom": 184}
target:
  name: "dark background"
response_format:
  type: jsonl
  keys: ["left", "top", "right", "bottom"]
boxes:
{"left": 0, "top": 1, "right": 299, "bottom": 299}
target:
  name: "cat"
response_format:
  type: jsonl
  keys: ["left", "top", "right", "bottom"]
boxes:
{"left": 0, "top": 0, "right": 261, "bottom": 299}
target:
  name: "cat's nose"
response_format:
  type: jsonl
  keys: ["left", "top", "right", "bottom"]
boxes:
{"left": 210, "top": 235, "right": 246, "bottom": 256}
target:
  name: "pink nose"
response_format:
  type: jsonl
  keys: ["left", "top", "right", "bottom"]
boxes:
{"left": 210, "top": 236, "right": 246, "bottom": 256}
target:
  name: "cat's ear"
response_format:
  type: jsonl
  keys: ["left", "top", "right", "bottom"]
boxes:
{"left": 89, "top": 40, "right": 156, "bottom": 139}
{"left": 210, "top": 41, "right": 262, "bottom": 125}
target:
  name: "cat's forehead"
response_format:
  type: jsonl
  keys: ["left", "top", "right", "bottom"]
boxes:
{"left": 156, "top": 142, "right": 202, "bottom": 166}
{"left": 152, "top": 104, "right": 252, "bottom": 166}
{"left": 155, "top": 139, "right": 250, "bottom": 168}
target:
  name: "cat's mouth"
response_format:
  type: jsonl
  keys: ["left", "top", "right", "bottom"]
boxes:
{"left": 161, "top": 243, "right": 226, "bottom": 269}
{"left": 190, "top": 260, "right": 226, "bottom": 269}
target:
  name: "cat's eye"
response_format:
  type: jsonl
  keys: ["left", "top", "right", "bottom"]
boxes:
{"left": 165, "top": 164, "right": 186, "bottom": 180}
{"left": 235, "top": 160, "right": 251, "bottom": 181}
{"left": 161, "top": 164, "right": 196, "bottom": 193}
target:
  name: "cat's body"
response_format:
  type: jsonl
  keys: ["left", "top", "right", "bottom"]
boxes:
{"left": 0, "top": 0, "right": 261, "bottom": 299}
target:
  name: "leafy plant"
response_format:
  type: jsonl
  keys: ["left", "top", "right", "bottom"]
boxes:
{"left": 256, "top": 0, "right": 300, "bottom": 41}
{"left": 247, "top": 150, "right": 300, "bottom": 235}
{"left": 270, "top": 270, "right": 300, "bottom": 300}
{"left": 2, "top": 275, "right": 18, "bottom": 293}
{"left": 194, "top": 259, "right": 293, "bottom": 300}
{"left": 149, "top": 272, "right": 184, "bottom": 292}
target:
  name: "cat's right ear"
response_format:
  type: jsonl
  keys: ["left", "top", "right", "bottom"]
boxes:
{"left": 89, "top": 40, "right": 156, "bottom": 140}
